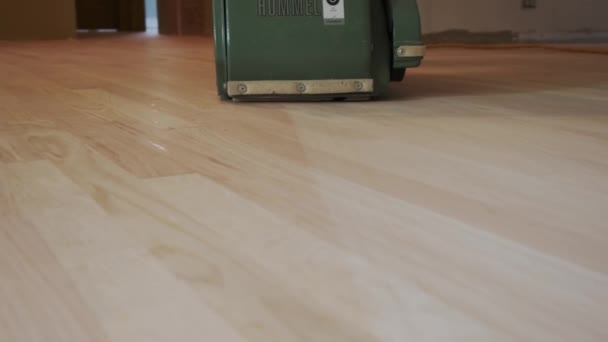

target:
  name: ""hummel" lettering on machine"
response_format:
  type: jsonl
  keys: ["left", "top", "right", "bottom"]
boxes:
{"left": 258, "top": 0, "right": 322, "bottom": 17}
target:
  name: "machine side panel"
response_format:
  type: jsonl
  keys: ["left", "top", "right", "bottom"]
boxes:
{"left": 225, "top": 0, "right": 372, "bottom": 82}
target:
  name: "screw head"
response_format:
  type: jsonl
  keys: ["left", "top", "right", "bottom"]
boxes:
{"left": 238, "top": 84, "right": 248, "bottom": 94}
{"left": 296, "top": 83, "right": 306, "bottom": 93}
{"left": 397, "top": 48, "right": 406, "bottom": 56}
{"left": 354, "top": 81, "right": 364, "bottom": 91}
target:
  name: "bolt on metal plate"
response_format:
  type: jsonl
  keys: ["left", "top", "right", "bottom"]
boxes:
{"left": 354, "top": 81, "right": 364, "bottom": 91}
{"left": 296, "top": 83, "right": 307, "bottom": 93}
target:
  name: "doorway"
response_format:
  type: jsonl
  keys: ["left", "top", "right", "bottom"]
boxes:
{"left": 145, "top": 0, "right": 159, "bottom": 33}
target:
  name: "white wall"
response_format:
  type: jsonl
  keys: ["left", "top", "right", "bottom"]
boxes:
{"left": 418, "top": 0, "right": 608, "bottom": 34}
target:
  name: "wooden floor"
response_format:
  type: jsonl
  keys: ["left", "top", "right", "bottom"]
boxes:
{"left": 1, "top": 34, "right": 608, "bottom": 342}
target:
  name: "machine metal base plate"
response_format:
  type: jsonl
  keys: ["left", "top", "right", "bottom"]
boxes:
{"left": 226, "top": 79, "right": 374, "bottom": 97}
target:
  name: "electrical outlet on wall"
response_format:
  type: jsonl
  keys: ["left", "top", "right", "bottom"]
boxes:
{"left": 522, "top": 0, "right": 537, "bottom": 9}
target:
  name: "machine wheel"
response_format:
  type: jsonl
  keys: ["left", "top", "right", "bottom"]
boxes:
{"left": 390, "top": 68, "right": 406, "bottom": 82}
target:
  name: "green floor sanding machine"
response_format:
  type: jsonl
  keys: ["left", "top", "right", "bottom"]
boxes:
{"left": 213, "top": 0, "right": 425, "bottom": 100}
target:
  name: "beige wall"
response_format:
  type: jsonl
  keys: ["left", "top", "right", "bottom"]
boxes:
{"left": 418, "top": 0, "right": 608, "bottom": 34}
{"left": 0, "top": 0, "right": 77, "bottom": 40}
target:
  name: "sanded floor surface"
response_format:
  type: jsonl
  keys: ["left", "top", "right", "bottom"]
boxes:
{"left": 1, "top": 34, "right": 608, "bottom": 341}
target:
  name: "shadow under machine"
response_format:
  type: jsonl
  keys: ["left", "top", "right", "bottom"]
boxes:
{"left": 213, "top": 0, "right": 425, "bottom": 101}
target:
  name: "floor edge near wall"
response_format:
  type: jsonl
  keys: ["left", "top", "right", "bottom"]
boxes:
{"left": 423, "top": 29, "right": 608, "bottom": 45}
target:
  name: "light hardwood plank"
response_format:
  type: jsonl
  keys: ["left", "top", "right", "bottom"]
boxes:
{"left": 1, "top": 160, "right": 246, "bottom": 342}
{"left": 0, "top": 216, "right": 107, "bottom": 342}
{"left": 1, "top": 34, "right": 607, "bottom": 341}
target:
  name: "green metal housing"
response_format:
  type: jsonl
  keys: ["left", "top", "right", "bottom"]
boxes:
{"left": 214, "top": 0, "right": 424, "bottom": 100}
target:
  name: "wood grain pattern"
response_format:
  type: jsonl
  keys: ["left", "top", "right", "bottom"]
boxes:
{"left": 1, "top": 34, "right": 607, "bottom": 341}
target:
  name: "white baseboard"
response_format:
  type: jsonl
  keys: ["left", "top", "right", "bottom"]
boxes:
{"left": 518, "top": 31, "right": 608, "bottom": 43}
